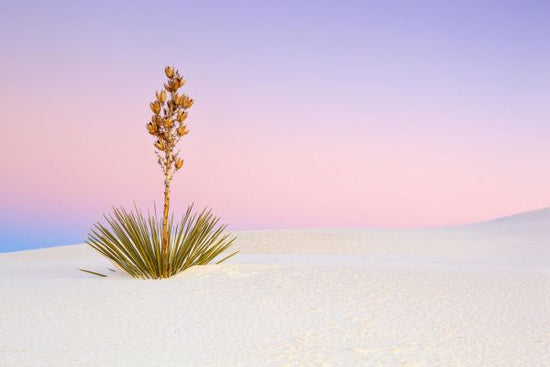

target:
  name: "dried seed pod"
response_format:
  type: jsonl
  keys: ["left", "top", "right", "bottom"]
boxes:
{"left": 152, "top": 115, "right": 161, "bottom": 126}
{"left": 175, "top": 159, "right": 184, "bottom": 169}
{"left": 165, "top": 66, "right": 174, "bottom": 78}
{"left": 177, "top": 125, "right": 188, "bottom": 136}
{"left": 177, "top": 111, "right": 188, "bottom": 122}
{"left": 183, "top": 97, "right": 194, "bottom": 109}
{"left": 163, "top": 118, "right": 173, "bottom": 129}
{"left": 146, "top": 123, "right": 156, "bottom": 134}
{"left": 156, "top": 90, "right": 167, "bottom": 103}
{"left": 170, "top": 79, "right": 180, "bottom": 91}
{"left": 154, "top": 140, "right": 165, "bottom": 150}
{"left": 176, "top": 77, "right": 185, "bottom": 88}
{"left": 164, "top": 82, "right": 173, "bottom": 93}
{"left": 150, "top": 101, "right": 161, "bottom": 114}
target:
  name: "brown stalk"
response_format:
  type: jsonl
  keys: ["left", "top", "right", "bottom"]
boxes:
{"left": 148, "top": 66, "right": 193, "bottom": 262}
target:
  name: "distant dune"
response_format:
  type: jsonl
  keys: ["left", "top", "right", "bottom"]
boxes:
{"left": 475, "top": 207, "right": 550, "bottom": 225}
{"left": 232, "top": 207, "right": 550, "bottom": 269}
{"left": 1, "top": 208, "right": 549, "bottom": 366}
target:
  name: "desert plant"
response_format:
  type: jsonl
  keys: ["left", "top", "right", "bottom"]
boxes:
{"left": 84, "top": 67, "right": 237, "bottom": 278}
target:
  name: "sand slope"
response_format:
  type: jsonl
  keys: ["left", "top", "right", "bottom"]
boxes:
{"left": 1, "top": 209, "right": 549, "bottom": 366}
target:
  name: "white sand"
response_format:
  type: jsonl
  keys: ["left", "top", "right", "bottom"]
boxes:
{"left": 1, "top": 209, "right": 549, "bottom": 366}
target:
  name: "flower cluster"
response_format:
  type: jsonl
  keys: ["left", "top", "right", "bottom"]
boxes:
{"left": 147, "top": 66, "right": 194, "bottom": 173}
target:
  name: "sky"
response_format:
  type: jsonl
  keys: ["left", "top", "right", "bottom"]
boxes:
{"left": 1, "top": 0, "right": 549, "bottom": 251}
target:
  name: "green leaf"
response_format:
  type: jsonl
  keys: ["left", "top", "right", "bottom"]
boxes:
{"left": 78, "top": 268, "right": 107, "bottom": 277}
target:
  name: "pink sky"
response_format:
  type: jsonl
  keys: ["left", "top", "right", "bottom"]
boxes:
{"left": 1, "top": 1, "right": 550, "bottom": 250}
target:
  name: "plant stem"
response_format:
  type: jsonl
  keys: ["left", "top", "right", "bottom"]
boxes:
{"left": 162, "top": 157, "right": 172, "bottom": 259}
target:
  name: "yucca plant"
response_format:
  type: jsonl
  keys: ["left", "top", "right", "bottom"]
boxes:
{"left": 84, "top": 66, "right": 237, "bottom": 279}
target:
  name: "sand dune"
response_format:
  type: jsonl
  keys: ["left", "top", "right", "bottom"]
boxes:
{"left": 233, "top": 208, "right": 550, "bottom": 269}
{"left": 1, "top": 209, "right": 549, "bottom": 366}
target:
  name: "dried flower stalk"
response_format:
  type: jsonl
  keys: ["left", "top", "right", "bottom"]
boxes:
{"left": 148, "top": 66, "right": 194, "bottom": 256}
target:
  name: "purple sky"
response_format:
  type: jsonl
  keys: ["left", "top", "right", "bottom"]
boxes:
{"left": 1, "top": 0, "right": 550, "bottom": 251}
